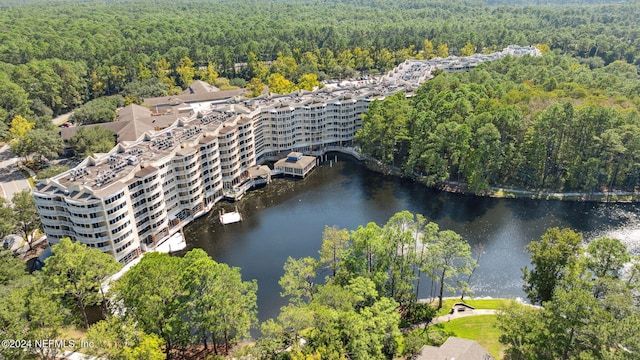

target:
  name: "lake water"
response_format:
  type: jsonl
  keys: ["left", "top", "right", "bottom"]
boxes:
{"left": 183, "top": 154, "right": 640, "bottom": 324}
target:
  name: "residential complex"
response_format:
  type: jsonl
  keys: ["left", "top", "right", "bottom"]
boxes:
{"left": 33, "top": 46, "right": 540, "bottom": 263}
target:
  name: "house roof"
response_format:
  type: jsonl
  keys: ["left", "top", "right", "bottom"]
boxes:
{"left": 144, "top": 87, "right": 245, "bottom": 107}
{"left": 416, "top": 337, "right": 494, "bottom": 360}
{"left": 60, "top": 104, "right": 157, "bottom": 143}
{"left": 184, "top": 80, "right": 220, "bottom": 94}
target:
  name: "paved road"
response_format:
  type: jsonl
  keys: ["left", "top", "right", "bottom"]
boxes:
{"left": 0, "top": 145, "right": 32, "bottom": 200}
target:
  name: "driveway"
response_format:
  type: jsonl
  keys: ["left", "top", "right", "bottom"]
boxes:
{"left": 0, "top": 145, "right": 32, "bottom": 200}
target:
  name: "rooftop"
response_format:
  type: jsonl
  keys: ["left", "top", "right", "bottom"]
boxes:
{"left": 416, "top": 337, "right": 494, "bottom": 360}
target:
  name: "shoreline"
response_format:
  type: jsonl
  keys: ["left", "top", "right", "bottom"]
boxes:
{"left": 355, "top": 156, "right": 640, "bottom": 203}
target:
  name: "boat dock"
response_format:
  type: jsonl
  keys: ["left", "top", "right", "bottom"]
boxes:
{"left": 219, "top": 206, "right": 243, "bottom": 225}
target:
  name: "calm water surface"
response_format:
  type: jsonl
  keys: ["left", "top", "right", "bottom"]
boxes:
{"left": 183, "top": 155, "right": 640, "bottom": 324}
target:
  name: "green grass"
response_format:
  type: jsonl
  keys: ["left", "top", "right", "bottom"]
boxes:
{"left": 434, "top": 298, "right": 513, "bottom": 316}
{"left": 439, "top": 314, "right": 504, "bottom": 359}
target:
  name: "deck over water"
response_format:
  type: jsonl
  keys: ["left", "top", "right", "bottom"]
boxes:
{"left": 220, "top": 211, "right": 243, "bottom": 225}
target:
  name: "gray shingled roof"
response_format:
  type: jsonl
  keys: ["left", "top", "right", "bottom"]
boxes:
{"left": 415, "top": 337, "right": 494, "bottom": 360}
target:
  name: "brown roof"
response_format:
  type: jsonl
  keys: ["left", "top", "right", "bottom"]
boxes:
{"left": 117, "top": 104, "right": 151, "bottom": 123}
{"left": 144, "top": 88, "right": 246, "bottom": 107}
{"left": 416, "top": 337, "right": 494, "bottom": 360}
{"left": 183, "top": 80, "right": 220, "bottom": 95}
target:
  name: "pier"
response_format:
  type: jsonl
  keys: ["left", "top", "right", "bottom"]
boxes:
{"left": 219, "top": 206, "right": 243, "bottom": 225}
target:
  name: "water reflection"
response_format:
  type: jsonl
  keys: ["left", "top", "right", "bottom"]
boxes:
{"left": 182, "top": 154, "right": 637, "bottom": 323}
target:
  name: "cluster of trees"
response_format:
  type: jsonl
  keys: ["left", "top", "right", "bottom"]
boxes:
{"left": 3, "top": 114, "right": 64, "bottom": 166}
{"left": 0, "top": 238, "right": 131, "bottom": 360}
{"left": 357, "top": 53, "right": 640, "bottom": 193}
{"left": 0, "top": 189, "right": 42, "bottom": 251}
{"left": 110, "top": 249, "right": 257, "bottom": 358}
{"left": 0, "top": 239, "right": 257, "bottom": 359}
{"left": 2, "top": 0, "right": 640, "bottom": 124}
{"left": 497, "top": 228, "right": 640, "bottom": 359}
{"left": 70, "top": 95, "right": 125, "bottom": 125}
{"left": 241, "top": 211, "right": 476, "bottom": 359}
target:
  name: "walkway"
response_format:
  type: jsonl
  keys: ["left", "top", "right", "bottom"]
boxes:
{"left": 407, "top": 308, "right": 498, "bottom": 331}
{"left": 430, "top": 309, "right": 498, "bottom": 326}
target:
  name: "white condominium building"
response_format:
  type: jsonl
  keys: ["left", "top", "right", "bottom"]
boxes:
{"left": 34, "top": 84, "right": 393, "bottom": 263}
{"left": 34, "top": 45, "right": 540, "bottom": 263}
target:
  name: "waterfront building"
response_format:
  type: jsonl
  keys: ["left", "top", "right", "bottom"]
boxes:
{"left": 34, "top": 46, "right": 540, "bottom": 263}
{"left": 274, "top": 152, "right": 317, "bottom": 177}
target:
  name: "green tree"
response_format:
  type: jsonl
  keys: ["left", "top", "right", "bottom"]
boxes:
{"left": 279, "top": 256, "right": 318, "bottom": 304}
{"left": 22, "top": 128, "right": 64, "bottom": 163}
{"left": 0, "top": 248, "right": 26, "bottom": 290}
{"left": 0, "top": 72, "right": 31, "bottom": 123}
{"left": 112, "top": 250, "right": 257, "bottom": 356}
{"left": 584, "top": 237, "right": 630, "bottom": 280}
{"left": 111, "top": 252, "right": 189, "bottom": 355}
{"left": 424, "top": 229, "right": 476, "bottom": 309}
{"left": 68, "top": 126, "right": 116, "bottom": 158}
{"left": 522, "top": 227, "right": 583, "bottom": 305}
{"left": 0, "top": 274, "right": 68, "bottom": 360}
{"left": 0, "top": 120, "right": 9, "bottom": 141}
{"left": 0, "top": 197, "right": 15, "bottom": 240}
{"left": 319, "top": 225, "right": 349, "bottom": 278}
{"left": 70, "top": 95, "right": 124, "bottom": 125}
{"left": 123, "top": 78, "right": 169, "bottom": 99}
{"left": 182, "top": 249, "right": 257, "bottom": 354}
{"left": 43, "top": 237, "right": 122, "bottom": 328}
{"left": 355, "top": 92, "right": 412, "bottom": 166}
{"left": 11, "top": 190, "right": 41, "bottom": 251}
{"left": 86, "top": 316, "right": 165, "bottom": 360}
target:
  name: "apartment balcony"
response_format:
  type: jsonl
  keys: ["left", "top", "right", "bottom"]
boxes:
{"left": 218, "top": 141, "right": 240, "bottom": 152}
{"left": 36, "top": 199, "right": 67, "bottom": 208}
{"left": 110, "top": 224, "right": 133, "bottom": 239}
{"left": 64, "top": 205, "right": 105, "bottom": 215}
{"left": 148, "top": 204, "right": 167, "bottom": 219}
{"left": 146, "top": 194, "right": 165, "bottom": 208}
{"left": 107, "top": 215, "right": 129, "bottom": 229}
{"left": 135, "top": 219, "right": 151, "bottom": 231}
{"left": 106, "top": 205, "right": 129, "bottom": 219}
{"left": 45, "top": 228, "right": 76, "bottom": 238}
{"left": 115, "top": 240, "right": 137, "bottom": 256}
{"left": 68, "top": 213, "right": 106, "bottom": 225}
{"left": 150, "top": 216, "right": 168, "bottom": 230}
{"left": 38, "top": 208, "right": 64, "bottom": 217}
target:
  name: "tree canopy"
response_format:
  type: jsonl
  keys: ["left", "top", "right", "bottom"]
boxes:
{"left": 357, "top": 53, "right": 640, "bottom": 194}
{"left": 499, "top": 235, "right": 639, "bottom": 359}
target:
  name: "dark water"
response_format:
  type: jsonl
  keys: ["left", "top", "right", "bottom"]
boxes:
{"left": 183, "top": 154, "right": 640, "bottom": 324}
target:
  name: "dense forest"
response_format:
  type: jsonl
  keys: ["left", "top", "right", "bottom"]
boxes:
{"left": 357, "top": 53, "right": 640, "bottom": 194}
{"left": 1, "top": 0, "right": 640, "bottom": 122}
{"left": 1, "top": 0, "right": 640, "bottom": 358}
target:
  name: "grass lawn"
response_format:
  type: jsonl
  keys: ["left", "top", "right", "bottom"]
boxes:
{"left": 434, "top": 298, "right": 514, "bottom": 316}
{"left": 439, "top": 315, "right": 504, "bottom": 359}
